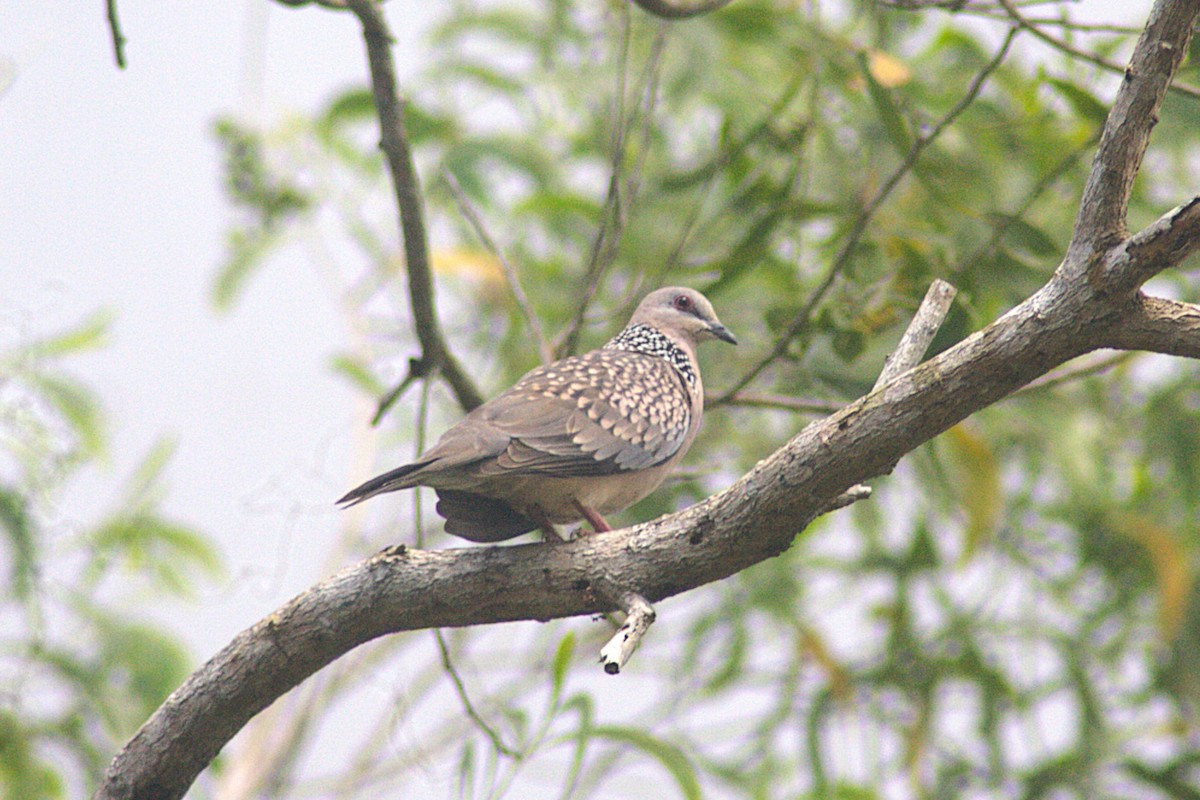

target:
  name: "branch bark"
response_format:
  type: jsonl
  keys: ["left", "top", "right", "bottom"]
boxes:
{"left": 95, "top": 0, "right": 1200, "bottom": 798}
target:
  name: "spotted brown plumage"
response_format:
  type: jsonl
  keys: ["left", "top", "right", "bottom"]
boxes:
{"left": 338, "top": 287, "right": 737, "bottom": 542}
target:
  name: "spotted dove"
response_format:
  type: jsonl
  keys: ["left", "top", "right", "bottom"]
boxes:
{"left": 338, "top": 287, "right": 736, "bottom": 542}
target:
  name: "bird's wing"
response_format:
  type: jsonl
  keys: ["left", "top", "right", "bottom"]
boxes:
{"left": 471, "top": 349, "right": 694, "bottom": 479}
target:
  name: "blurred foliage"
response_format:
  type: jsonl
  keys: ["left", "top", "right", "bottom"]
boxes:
{"left": 204, "top": 0, "right": 1200, "bottom": 798}
{"left": 0, "top": 315, "right": 221, "bottom": 798}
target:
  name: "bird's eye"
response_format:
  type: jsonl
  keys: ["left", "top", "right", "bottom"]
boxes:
{"left": 673, "top": 294, "right": 692, "bottom": 312}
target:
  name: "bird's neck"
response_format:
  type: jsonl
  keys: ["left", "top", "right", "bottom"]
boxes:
{"left": 604, "top": 324, "right": 698, "bottom": 390}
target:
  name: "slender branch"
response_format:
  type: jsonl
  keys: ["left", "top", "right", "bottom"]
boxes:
{"left": 345, "top": 0, "right": 484, "bottom": 412}
{"left": 1014, "top": 351, "right": 1135, "bottom": 395}
{"left": 874, "top": 279, "right": 959, "bottom": 388}
{"left": 106, "top": 0, "right": 127, "bottom": 69}
{"left": 442, "top": 169, "right": 553, "bottom": 365}
{"left": 1055, "top": 0, "right": 1200, "bottom": 269}
{"left": 716, "top": 27, "right": 1017, "bottom": 403}
{"left": 954, "top": 136, "right": 1095, "bottom": 274}
{"left": 370, "top": 357, "right": 429, "bottom": 427}
{"left": 558, "top": 6, "right": 635, "bottom": 357}
{"left": 996, "top": 0, "right": 1200, "bottom": 101}
{"left": 432, "top": 630, "right": 518, "bottom": 756}
{"left": 630, "top": 0, "right": 737, "bottom": 18}
{"left": 718, "top": 393, "right": 842, "bottom": 414}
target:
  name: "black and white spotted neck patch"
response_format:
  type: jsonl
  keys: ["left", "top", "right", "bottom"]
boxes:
{"left": 605, "top": 324, "right": 697, "bottom": 388}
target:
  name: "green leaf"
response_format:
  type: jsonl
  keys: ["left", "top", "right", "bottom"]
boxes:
{"left": 551, "top": 631, "right": 575, "bottom": 706}
{"left": 1045, "top": 76, "right": 1109, "bottom": 125}
{"left": 988, "top": 213, "right": 1060, "bottom": 258}
{"left": 17, "top": 310, "right": 112, "bottom": 360}
{"left": 93, "top": 616, "right": 191, "bottom": 727}
{"left": 590, "top": 726, "right": 702, "bottom": 800}
{"left": 90, "top": 513, "right": 223, "bottom": 595}
{"left": 213, "top": 228, "right": 279, "bottom": 311}
{"left": 858, "top": 51, "right": 912, "bottom": 155}
{"left": 330, "top": 355, "right": 385, "bottom": 396}
{"left": 0, "top": 486, "right": 35, "bottom": 600}
{"left": 28, "top": 373, "right": 106, "bottom": 458}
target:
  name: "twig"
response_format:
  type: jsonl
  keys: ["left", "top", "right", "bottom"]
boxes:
{"left": 558, "top": 4, "right": 635, "bottom": 357}
{"left": 717, "top": 28, "right": 1017, "bottom": 404}
{"left": 370, "top": 357, "right": 430, "bottom": 427}
{"left": 598, "top": 591, "right": 656, "bottom": 674}
{"left": 997, "top": 0, "right": 1200, "bottom": 101}
{"left": 433, "top": 630, "right": 518, "bottom": 756}
{"left": 718, "top": 393, "right": 842, "bottom": 414}
{"left": 106, "top": 0, "right": 127, "bottom": 69}
{"left": 344, "top": 0, "right": 484, "bottom": 413}
{"left": 954, "top": 136, "right": 1095, "bottom": 275}
{"left": 629, "top": 0, "right": 737, "bottom": 18}
{"left": 441, "top": 169, "right": 553, "bottom": 366}
{"left": 1014, "top": 351, "right": 1134, "bottom": 395}
{"left": 874, "top": 279, "right": 959, "bottom": 388}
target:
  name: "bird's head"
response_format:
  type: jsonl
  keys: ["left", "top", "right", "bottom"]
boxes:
{"left": 631, "top": 287, "right": 738, "bottom": 347}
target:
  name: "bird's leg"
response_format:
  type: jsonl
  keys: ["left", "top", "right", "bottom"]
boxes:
{"left": 573, "top": 501, "right": 613, "bottom": 534}
{"left": 528, "top": 506, "right": 565, "bottom": 543}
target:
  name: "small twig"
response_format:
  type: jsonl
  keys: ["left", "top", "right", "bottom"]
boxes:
{"left": 997, "top": 0, "right": 1200, "bottom": 101}
{"left": 433, "top": 630, "right": 518, "bottom": 756}
{"left": 717, "top": 28, "right": 1017, "bottom": 403}
{"left": 821, "top": 485, "right": 872, "bottom": 513}
{"left": 718, "top": 393, "right": 843, "bottom": 414}
{"left": 874, "top": 279, "right": 959, "bottom": 388}
{"left": 442, "top": 169, "right": 553, "bottom": 366}
{"left": 344, "top": 0, "right": 484, "bottom": 413}
{"left": 370, "top": 357, "right": 431, "bottom": 427}
{"left": 106, "top": 0, "right": 128, "bottom": 69}
{"left": 598, "top": 591, "right": 656, "bottom": 675}
{"left": 629, "top": 0, "right": 737, "bottom": 18}
{"left": 558, "top": 5, "right": 635, "bottom": 357}
{"left": 1014, "top": 351, "right": 1134, "bottom": 395}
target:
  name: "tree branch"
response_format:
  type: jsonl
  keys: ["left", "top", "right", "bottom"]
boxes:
{"left": 442, "top": 169, "right": 554, "bottom": 366}
{"left": 1107, "top": 295, "right": 1200, "bottom": 358}
{"left": 874, "top": 279, "right": 959, "bottom": 388}
{"left": 1060, "top": 0, "right": 1200, "bottom": 270}
{"left": 1099, "top": 195, "right": 1200, "bottom": 294}
{"left": 105, "top": 0, "right": 128, "bottom": 69}
{"left": 345, "top": 0, "right": 484, "bottom": 412}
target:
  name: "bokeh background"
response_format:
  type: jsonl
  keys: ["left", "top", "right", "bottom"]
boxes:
{"left": 5, "top": 1, "right": 1200, "bottom": 798}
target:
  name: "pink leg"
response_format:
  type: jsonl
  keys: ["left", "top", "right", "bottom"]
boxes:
{"left": 528, "top": 506, "right": 565, "bottom": 543}
{"left": 573, "top": 501, "right": 613, "bottom": 533}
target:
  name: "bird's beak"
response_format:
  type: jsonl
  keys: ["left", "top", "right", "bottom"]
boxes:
{"left": 709, "top": 323, "right": 738, "bottom": 345}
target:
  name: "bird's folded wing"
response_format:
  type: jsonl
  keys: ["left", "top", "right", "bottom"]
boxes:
{"left": 475, "top": 354, "right": 693, "bottom": 478}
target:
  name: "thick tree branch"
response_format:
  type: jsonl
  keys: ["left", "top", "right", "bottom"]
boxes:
{"left": 1099, "top": 196, "right": 1200, "bottom": 294}
{"left": 345, "top": 0, "right": 484, "bottom": 413}
{"left": 1107, "top": 295, "right": 1200, "bottom": 358}
{"left": 94, "top": 1, "right": 1200, "bottom": 798}
{"left": 1062, "top": 0, "right": 1200, "bottom": 270}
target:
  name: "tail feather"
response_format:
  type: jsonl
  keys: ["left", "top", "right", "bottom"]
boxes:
{"left": 336, "top": 460, "right": 431, "bottom": 506}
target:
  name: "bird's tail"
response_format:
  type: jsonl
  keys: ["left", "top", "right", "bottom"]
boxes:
{"left": 336, "top": 460, "right": 431, "bottom": 507}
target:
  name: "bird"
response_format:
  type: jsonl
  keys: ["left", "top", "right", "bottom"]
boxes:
{"left": 337, "top": 286, "right": 737, "bottom": 542}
